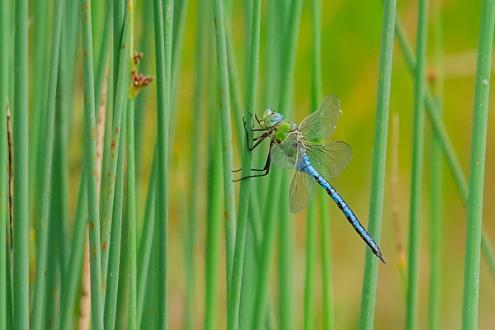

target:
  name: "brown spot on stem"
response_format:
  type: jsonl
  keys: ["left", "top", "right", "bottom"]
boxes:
{"left": 89, "top": 222, "right": 94, "bottom": 231}
{"left": 101, "top": 241, "right": 108, "bottom": 251}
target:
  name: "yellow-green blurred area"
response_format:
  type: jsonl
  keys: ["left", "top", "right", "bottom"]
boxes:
{"left": 59, "top": 0, "right": 495, "bottom": 328}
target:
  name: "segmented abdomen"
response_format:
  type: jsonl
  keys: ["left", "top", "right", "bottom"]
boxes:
{"left": 299, "top": 153, "right": 384, "bottom": 261}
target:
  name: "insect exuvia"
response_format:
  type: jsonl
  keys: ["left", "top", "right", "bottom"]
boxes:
{"left": 235, "top": 95, "right": 385, "bottom": 263}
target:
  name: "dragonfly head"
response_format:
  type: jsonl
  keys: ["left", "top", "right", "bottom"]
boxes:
{"left": 260, "top": 108, "right": 283, "bottom": 128}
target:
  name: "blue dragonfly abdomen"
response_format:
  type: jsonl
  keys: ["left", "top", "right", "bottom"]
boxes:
{"left": 298, "top": 153, "right": 385, "bottom": 262}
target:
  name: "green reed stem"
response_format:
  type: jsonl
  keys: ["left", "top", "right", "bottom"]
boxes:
{"left": 127, "top": 0, "right": 137, "bottom": 328}
{"left": 94, "top": 0, "right": 112, "bottom": 114}
{"left": 137, "top": 151, "right": 157, "bottom": 328}
{"left": 405, "top": 1, "right": 428, "bottom": 330}
{"left": 320, "top": 199, "right": 334, "bottom": 330}
{"left": 31, "top": 0, "right": 64, "bottom": 327}
{"left": 153, "top": 0, "right": 174, "bottom": 326}
{"left": 0, "top": 0, "right": 8, "bottom": 326}
{"left": 103, "top": 107, "right": 126, "bottom": 330}
{"left": 461, "top": 0, "right": 495, "bottom": 328}
{"left": 395, "top": 19, "right": 495, "bottom": 280}
{"left": 212, "top": 0, "right": 236, "bottom": 306}
{"left": 204, "top": 128, "right": 223, "bottom": 330}
{"left": 81, "top": 0, "right": 104, "bottom": 328}
{"left": 29, "top": 0, "right": 49, "bottom": 214}
{"left": 279, "top": 1, "right": 303, "bottom": 328}
{"left": 184, "top": 0, "right": 207, "bottom": 328}
{"left": 100, "top": 0, "right": 131, "bottom": 282}
{"left": 227, "top": 0, "right": 261, "bottom": 328}
{"left": 481, "top": 231, "right": 495, "bottom": 281}
{"left": 358, "top": 0, "right": 396, "bottom": 329}
{"left": 427, "top": 1, "right": 444, "bottom": 329}
{"left": 304, "top": 0, "right": 323, "bottom": 327}
{"left": 59, "top": 173, "right": 87, "bottom": 330}
{"left": 13, "top": 0, "right": 29, "bottom": 325}
{"left": 250, "top": 168, "right": 283, "bottom": 330}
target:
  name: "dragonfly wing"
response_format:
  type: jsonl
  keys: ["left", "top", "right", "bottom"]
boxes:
{"left": 289, "top": 170, "right": 315, "bottom": 213}
{"left": 305, "top": 141, "right": 352, "bottom": 178}
{"left": 299, "top": 95, "right": 342, "bottom": 140}
{"left": 270, "top": 133, "right": 299, "bottom": 168}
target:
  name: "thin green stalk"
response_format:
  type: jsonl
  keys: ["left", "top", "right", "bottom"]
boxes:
{"left": 251, "top": 170, "right": 283, "bottom": 329}
{"left": 31, "top": 0, "right": 65, "bottom": 327}
{"left": 395, "top": 19, "right": 495, "bottom": 279}
{"left": 184, "top": 0, "right": 207, "bottom": 328}
{"left": 115, "top": 200, "right": 129, "bottom": 330}
{"left": 103, "top": 109, "right": 126, "bottom": 330}
{"left": 461, "top": 0, "right": 495, "bottom": 328}
{"left": 279, "top": 1, "right": 303, "bottom": 329}
{"left": 94, "top": 0, "right": 112, "bottom": 114}
{"left": 53, "top": 34, "right": 71, "bottom": 291}
{"left": 100, "top": 2, "right": 131, "bottom": 282}
{"left": 59, "top": 173, "right": 88, "bottom": 330}
{"left": 358, "top": 1, "right": 396, "bottom": 329}
{"left": 304, "top": 0, "right": 323, "bottom": 328}
{"left": 137, "top": 152, "right": 157, "bottom": 328}
{"left": 212, "top": 0, "right": 236, "bottom": 305}
{"left": 481, "top": 232, "right": 495, "bottom": 282}
{"left": 127, "top": 0, "right": 137, "bottom": 328}
{"left": 227, "top": 0, "right": 261, "bottom": 328}
{"left": 405, "top": 1, "right": 428, "bottom": 329}
{"left": 29, "top": 0, "right": 49, "bottom": 214}
{"left": 153, "top": 0, "right": 174, "bottom": 326}
{"left": 0, "top": 0, "right": 8, "bottom": 327}
{"left": 13, "top": 0, "right": 29, "bottom": 325}
{"left": 44, "top": 203, "right": 61, "bottom": 330}
{"left": 427, "top": 1, "right": 444, "bottom": 329}
{"left": 303, "top": 205, "right": 316, "bottom": 330}
{"left": 81, "top": 0, "right": 104, "bottom": 328}
{"left": 204, "top": 128, "right": 223, "bottom": 330}
{"left": 320, "top": 199, "right": 334, "bottom": 330}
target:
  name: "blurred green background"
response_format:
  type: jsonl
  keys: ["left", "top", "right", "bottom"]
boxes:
{"left": 57, "top": 0, "right": 495, "bottom": 328}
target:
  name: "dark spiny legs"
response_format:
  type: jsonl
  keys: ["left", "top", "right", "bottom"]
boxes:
{"left": 232, "top": 116, "right": 275, "bottom": 181}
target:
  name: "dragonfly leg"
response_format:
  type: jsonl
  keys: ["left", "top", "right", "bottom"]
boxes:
{"left": 233, "top": 139, "right": 274, "bottom": 181}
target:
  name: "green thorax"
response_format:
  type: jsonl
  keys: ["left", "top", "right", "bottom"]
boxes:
{"left": 274, "top": 120, "right": 296, "bottom": 143}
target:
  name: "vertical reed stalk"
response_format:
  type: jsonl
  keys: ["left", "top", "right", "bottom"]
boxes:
{"left": 227, "top": 0, "right": 261, "bottom": 328}
{"left": 278, "top": 0, "right": 303, "bottom": 328}
{"left": 0, "top": 0, "right": 8, "bottom": 326}
{"left": 103, "top": 108, "right": 126, "bottom": 330}
{"left": 405, "top": 1, "right": 428, "bottom": 329}
{"left": 395, "top": 20, "right": 495, "bottom": 279}
{"left": 212, "top": 0, "right": 236, "bottom": 304}
{"left": 31, "top": 0, "right": 64, "bottom": 327}
{"left": 153, "top": 0, "right": 174, "bottom": 326}
{"left": 29, "top": 0, "right": 49, "bottom": 213}
{"left": 461, "top": 0, "right": 495, "bottom": 328}
{"left": 127, "top": 1, "right": 137, "bottom": 328}
{"left": 358, "top": 0, "right": 396, "bottom": 329}
{"left": 184, "top": 0, "right": 207, "bottom": 328}
{"left": 137, "top": 151, "right": 157, "bottom": 328}
{"left": 59, "top": 173, "right": 88, "bottom": 330}
{"left": 320, "top": 200, "right": 334, "bottom": 330}
{"left": 13, "top": 0, "right": 29, "bottom": 326}
{"left": 100, "top": 0, "right": 131, "bottom": 281}
{"left": 81, "top": 0, "right": 104, "bottom": 328}
{"left": 427, "top": 1, "right": 444, "bottom": 329}
{"left": 204, "top": 124, "right": 223, "bottom": 330}
{"left": 304, "top": 0, "right": 323, "bottom": 327}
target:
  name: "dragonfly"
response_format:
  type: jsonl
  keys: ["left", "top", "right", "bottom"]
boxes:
{"left": 236, "top": 95, "right": 385, "bottom": 262}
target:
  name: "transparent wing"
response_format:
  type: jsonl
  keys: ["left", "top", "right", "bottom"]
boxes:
{"left": 270, "top": 133, "right": 300, "bottom": 168}
{"left": 299, "top": 95, "right": 342, "bottom": 140}
{"left": 289, "top": 170, "right": 315, "bottom": 213}
{"left": 305, "top": 141, "right": 352, "bottom": 179}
